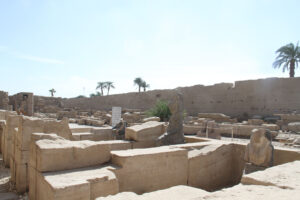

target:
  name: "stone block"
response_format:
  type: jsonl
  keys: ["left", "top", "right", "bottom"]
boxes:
{"left": 183, "top": 125, "right": 203, "bottom": 135}
{"left": 110, "top": 146, "right": 188, "bottom": 194}
{"left": 288, "top": 122, "right": 300, "bottom": 133}
{"left": 125, "top": 121, "right": 165, "bottom": 142}
{"left": 142, "top": 117, "right": 160, "bottom": 122}
{"left": 35, "top": 139, "right": 110, "bottom": 172}
{"left": 15, "top": 163, "right": 27, "bottom": 194}
{"left": 187, "top": 143, "right": 240, "bottom": 191}
{"left": 35, "top": 165, "right": 118, "bottom": 200}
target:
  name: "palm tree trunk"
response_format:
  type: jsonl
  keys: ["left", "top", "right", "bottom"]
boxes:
{"left": 107, "top": 86, "right": 110, "bottom": 95}
{"left": 290, "top": 60, "right": 295, "bottom": 77}
{"left": 101, "top": 88, "right": 103, "bottom": 96}
{"left": 138, "top": 86, "right": 141, "bottom": 93}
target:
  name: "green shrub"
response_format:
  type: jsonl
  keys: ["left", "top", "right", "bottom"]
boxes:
{"left": 147, "top": 100, "right": 171, "bottom": 121}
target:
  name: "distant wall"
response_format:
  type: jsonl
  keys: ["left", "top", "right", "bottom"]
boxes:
{"left": 33, "top": 77, "right": 300, "bottom": 117}
{"left": 0, "top": 91, "right": 9, "bottom": 110}
{"left": 34, "top": 96, "right": 65, "bottom": 113}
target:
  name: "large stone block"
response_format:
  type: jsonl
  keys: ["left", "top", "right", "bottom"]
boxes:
{"left": 187, "top": 143, "right": 241, "bottom": 191}
{"left": 34, "top": 139, "right": 110, "bottom": 172}
{"left": 35, "top": 165, "right": 118, "bottom": 200}
{"left": 183, "top": 125, "right": 203, "bottom": 135}
{"left": 125, "top": 121, "right": 165, "bottom": 142}
{"left": 110, "top": 146, "right": 188, "bottom": 194}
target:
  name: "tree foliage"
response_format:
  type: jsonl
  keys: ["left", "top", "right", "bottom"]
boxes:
{"left": 146, "top": 100, "right": 171, "bottom": 121}
{"left": 273, "top": 42, "right": 300, "bottom": 77}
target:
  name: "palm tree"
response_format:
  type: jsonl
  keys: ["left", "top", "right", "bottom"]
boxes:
{"left": 273, "top": 43, "right": 300, "bottom": 77}
{"left": 49, "top": 88, "right": 56, "bottom": 97}
{"left": 106, "top": 81, "right": 115, "bottom": 95}
{"left": 96, "top": 82, "right": 107, "bottom": 96}
{"left": 141, "top": 81, "right": 150, "bottom": 92}
{"left": 134, "top": 77, "right": 143, "bottom": 92}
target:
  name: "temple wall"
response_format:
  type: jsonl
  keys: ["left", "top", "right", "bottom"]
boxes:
{"left": 55, "top": 77, "right": 300, "bottom": 117}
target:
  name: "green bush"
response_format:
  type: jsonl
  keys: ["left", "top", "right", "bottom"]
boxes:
{"left": 147, "top": 100, "right": 171, "bottom": 121}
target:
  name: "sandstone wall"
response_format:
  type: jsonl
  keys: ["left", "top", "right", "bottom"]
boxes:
{"left": 35, "top": 77, "right": 300, "bottom": 117}
{"left": 0, "top": 91, "right": 9, "bottom": 110}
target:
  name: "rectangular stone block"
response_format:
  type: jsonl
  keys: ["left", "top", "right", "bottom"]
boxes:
{"left": 111, "top": 146, "right": 188, "bottom": 194}
{"left": 15, "top": 163, "right": 27, "bottom": 194}
{"left": 35, "top": 139, "right": 111, "bottom": 172}
{"left": 36, "top": 165, "right": 118, "bottom": 200}
{"left": 183, "top": 125, "right": 203, "bottom": 135}
{"left": 187, "top": 143, "right": 243, "bottom": 191}
{"left": 125, "top": 121, "right": 165, "bottom": 142}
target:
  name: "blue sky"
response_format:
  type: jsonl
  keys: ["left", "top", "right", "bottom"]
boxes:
{"left": 0, "top": 0, "right": 299, "bottom": 98}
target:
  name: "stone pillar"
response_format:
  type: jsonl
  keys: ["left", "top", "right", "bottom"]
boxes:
{"left": 158, "top": 90, "right": 184, "bottom": 145}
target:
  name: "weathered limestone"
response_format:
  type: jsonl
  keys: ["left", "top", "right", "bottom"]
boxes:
{"left": 29, "top": 136, "right": 119, "bottom": 200}
{"left": 241, "top": 161, "right": 300, "bottom": 190}
{"left": 125, "top": 121, "right": 165, "bottom": 142}
{"left": 248, "top": 119, "right": 264, "bottom": 125}
{"left": 183, "top": 125, "right": 203, "bottom": 135}
{"left": 0, "top": 120, "right": 6, "bottom": 153}
{"left": 158, "top": 91, "right": 184, "bottom": 145}
{"left": 187, "top": 143, "right": 244, "bottom": 191}
{"left": 72, "top": 127, "right": 113, "bottom": 141}
{"left": 288, "top": 122, "right": 300, "bottom": 133}
{"left": 0, "top": 91, "right": 9, "bottom": 110}
{"left": 197, "top": 113, "right": 236, "bottom": 123}
{"left": 36, "top": 166, "right": 119, "bottom": 200}
{"left": 97, "top": 185, "right": 209, "bottom": 200}
{"left": 123, "top": 112, "right": 141, "bottom": 123}
{"left": 200, "top": 184, "right": 299, "bottom": 200}
{"left": 142, "top": 116, "right": 160, "bottom": 122}
{"left": 213, "top": 123, "right": 278, "bottom": 138}
{"left": 3, "top": 115, "right": 21, "bottom": 167}
{"left": 110, "top": 146, "right": 188, "bottom": 194}
{"left": 244, "top": 129, "right": 274, "bottom": 168}
{"left": 33, "top": 139, "right": 110, "bottom": 172}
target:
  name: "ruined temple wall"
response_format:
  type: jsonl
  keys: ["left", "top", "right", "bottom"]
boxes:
{"left": 0, "top": 90, "right": 9, "bottom": 110}
{"left": 33, "top": 96, "right": 64, "bottom": 113}
{"left": 34, "top": 77, "right": 300, "bottom": 117}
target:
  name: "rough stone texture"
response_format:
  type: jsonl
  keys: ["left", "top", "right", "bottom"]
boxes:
{"left": 33, "top": 139, "right": 110, "bottom": 172}
{"left": 197, "top": 113, "right": 235, "bottom": 122}
{"left": 72, "top": 127, "right": 113, "bottom": 141}
{"left": 248, "top": 119, "right": 264, "bottom": 125}
{"left": 125, "top": 121, "right": 165, "bottom": 142}
{"left": 0, "top": 91, "right": 10, "bottom": 110}
{"left": 187, "top": 143, "right": 244, "bottom": 191}
{"left": 97, "top": 185, "right": 209, "bottom": 200}
{"left": 244, "top": 129, "right": 274, "bottom": 167}
{"left": 122, "top": 112, "right": 142, "bottom": 123}
{"left": 34, "top": 165, "right": 118, "bottom": 200}
{"left": 9, "top": 92, "right": 34, "bottom": 116}
{"left": 241, "top": 160, "right": 300, "bottom": 190}
{"left": 110, "top": 146, "right": 188, "bottom": 194}
{"left": 288, "top": 122, "right": 300, "bottom": 133}
{"left": 183, "top": 125, "right": 202, "bottom": 135}
{"left": 53, "top": 78, "right": 300, "bottom": 118}
{"left": 158, "top": 91, "right": 184, "bottom": 145}
{"left": 142, "top": 116, "right": 160, "bottom": 122}
{"left": 199, "top": 184, "right": 300, "bottom": 200}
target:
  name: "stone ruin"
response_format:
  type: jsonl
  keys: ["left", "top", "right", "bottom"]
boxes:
{"left": 244, "top": 128, "right": 274, "bottom": 173}
{"left": 0, "top": 86, "right": 300, "bottom": 199}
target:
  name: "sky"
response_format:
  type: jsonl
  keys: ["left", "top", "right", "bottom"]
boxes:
{"left": 0, "top": 0, "right": 299, "bottom": 98}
